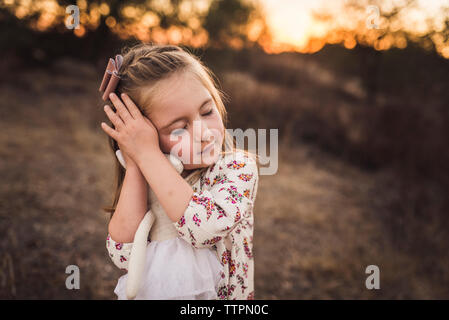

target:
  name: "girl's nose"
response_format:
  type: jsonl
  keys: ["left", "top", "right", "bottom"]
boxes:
{"left": 194, "top": 120, "right": 213, "bottom": 143}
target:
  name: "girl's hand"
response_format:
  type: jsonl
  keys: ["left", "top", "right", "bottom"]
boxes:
{"left": 101, "top": 93, "right": 160, "bottom": 165}
{"left": 117, "top": 142, "right": 137, "bottom": 170}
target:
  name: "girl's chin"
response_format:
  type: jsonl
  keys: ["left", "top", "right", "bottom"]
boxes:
{"left": 183, "top": 153, "right": 219, "bottom": 169}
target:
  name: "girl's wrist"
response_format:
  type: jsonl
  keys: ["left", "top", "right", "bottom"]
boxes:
{"left": 135, "top": 148, "right": 164, "bottom": 169}
{"left": 125, "top": 163, "right": 142, "bottom": 176}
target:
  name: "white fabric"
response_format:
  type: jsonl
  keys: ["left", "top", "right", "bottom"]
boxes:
{"left": 113, "top": 237, "right": 223, "bottom": 300}
{"left": 148, "top": 193, "right": 179, "bottom": 242}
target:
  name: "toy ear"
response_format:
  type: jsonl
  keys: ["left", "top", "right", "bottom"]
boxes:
{"left": 115, "top": 149, "right": 184, "bottom": 174}
{"left": 163, "top": 153, "right": 184, "bottom": 174}
{"left": 115, "top": 149, "right": 126, "bottom": 169}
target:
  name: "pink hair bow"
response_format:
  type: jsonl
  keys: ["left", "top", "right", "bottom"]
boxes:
{"left": 99, "top": 54, "right": 124, "bottom": 101}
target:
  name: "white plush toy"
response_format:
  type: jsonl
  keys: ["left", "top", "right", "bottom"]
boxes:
{"left": 115, "top": 149, "right": 184, "bottom": 300}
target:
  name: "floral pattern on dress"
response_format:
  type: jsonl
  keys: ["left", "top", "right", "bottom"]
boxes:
{"left": 172, "top": 151, "right": 259, "bottom": 300}
{"left": 105, "top": 236, "right": 133, "bottom": 271}
{"left": 227, "top": 160, "right": 246, "bottom": 170}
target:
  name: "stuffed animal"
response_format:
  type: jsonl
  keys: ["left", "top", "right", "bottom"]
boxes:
{"left": 115, "top": 149, "right": 184, "bottom": 300}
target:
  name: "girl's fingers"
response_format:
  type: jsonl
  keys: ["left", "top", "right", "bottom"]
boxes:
{"left": 121, "top": 93, "right": 142, "bottom": 119}
{"left": 143, "top": 116, "right": 156, "bottom": 129}
{"left": 104, "top": 105, "right": 124, "bottom": 130}
{"left": 109, "top": 93, "right": 133, "bottom": 122}
{"left": 101, "top": 122, "right": 118, "bottom": 140}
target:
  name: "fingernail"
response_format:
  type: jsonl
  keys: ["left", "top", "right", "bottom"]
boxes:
{"left": 104, "top": 105, "right": 108, "bottom": 111}
{"left": 109, "top": 93, "right": 114, "bottom": 98}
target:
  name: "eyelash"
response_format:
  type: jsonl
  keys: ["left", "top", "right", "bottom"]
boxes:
{"left": 180, "top": 109, "right": 213, "bottom": 130}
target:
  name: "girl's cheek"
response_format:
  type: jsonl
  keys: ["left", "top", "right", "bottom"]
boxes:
{"left": 161, "top": 135, "right": 192, "bottom": 160}
{"left": 179, "top": 138, "right": 194, "bottom": 163}
{"left": 159, "top": 136, "right": 171, "bottom": 154}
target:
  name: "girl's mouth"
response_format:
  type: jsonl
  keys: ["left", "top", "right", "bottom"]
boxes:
{"left": 199, "top": 142, "right": 215, "bottom": 155}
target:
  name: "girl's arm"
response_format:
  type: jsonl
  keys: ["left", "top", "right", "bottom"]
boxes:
{"left": 135, "top": 150, "right": 194, "bottom": 224}
{"left": 173, "top": 152, "right": 258, "bottom": 249}
{"left": 101, "top": 93, "right": 189, "bottom": 225}
{"left": 136, "top": 150, "right": 258, "bottom": 249}
{"left": 108, "top": 165, "right": 149, "bottom": 243}
{"left": 106, "top": 151, "right": 188, "bottom": 271}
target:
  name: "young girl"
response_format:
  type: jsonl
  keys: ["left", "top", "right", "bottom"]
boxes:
{"left": 100, "top": 44, "right": 259, "bottom": 300}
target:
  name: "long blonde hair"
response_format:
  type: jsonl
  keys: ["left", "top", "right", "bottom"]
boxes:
{"left": 102, "top": 43, "right": 258, "bottom": 216}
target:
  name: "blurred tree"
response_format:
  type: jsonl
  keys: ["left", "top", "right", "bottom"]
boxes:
{"left": 0, "top": 0, "right": 267, "bottom": 63}
{"left": 311, "top": 0, "right": 449, "bottom": 102}
{"left": 203, "top": 0, "right": 258, "bottom": 48}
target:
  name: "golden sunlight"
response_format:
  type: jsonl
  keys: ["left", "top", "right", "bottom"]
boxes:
{"left": 3, "top": 0, "right": 448, "bottom": 58}
{"left": 260, "top": 0, "right": 449, "bottom": 57}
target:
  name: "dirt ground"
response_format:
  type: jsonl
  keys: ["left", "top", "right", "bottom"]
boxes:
{"left": 0, "top": 59, "right": 447, "bottom": 299}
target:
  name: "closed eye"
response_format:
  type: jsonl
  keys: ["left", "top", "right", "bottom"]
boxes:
{"left": 173, "top": 109, "right": 213, "bottom": 134}
{"left": 203, "top": 109, "right": 213, "bottom": 116}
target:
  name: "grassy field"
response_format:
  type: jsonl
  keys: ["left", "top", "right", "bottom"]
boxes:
{"left": 0, "top": 53, "right": 448, "bottom": 299}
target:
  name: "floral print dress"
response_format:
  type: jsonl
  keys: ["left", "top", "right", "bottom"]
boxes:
{"left": 106, "top": 150, "right": 259, "bottom": 300}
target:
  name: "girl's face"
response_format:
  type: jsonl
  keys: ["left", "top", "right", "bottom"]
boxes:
{"left": 147, "top": 71, "right": 225, "bottom": 171}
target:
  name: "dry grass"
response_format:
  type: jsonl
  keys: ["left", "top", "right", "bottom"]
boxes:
{"left": 254, "top": 141, "right": 447, "bottom": 299}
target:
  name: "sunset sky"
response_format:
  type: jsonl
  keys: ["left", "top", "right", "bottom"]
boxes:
{"left": 261, "top": 0, "right": 449, "bottom": 53}
{"left": 3, "top": 0, "right": 449, "bottom": 57}
{"left": 262, "top": 0, "right": 330, "bottom": 50}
